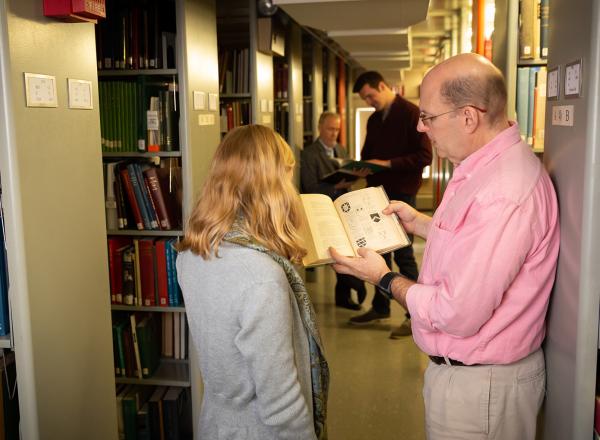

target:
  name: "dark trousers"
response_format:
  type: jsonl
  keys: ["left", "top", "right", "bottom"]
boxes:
{"left": 335, "top": 273, "right": 367, "bottom": 305}
{"left": 372, "top": 194, "right": 419, "bottom": 316}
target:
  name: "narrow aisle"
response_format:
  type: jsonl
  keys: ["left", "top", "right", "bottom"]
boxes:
{"left": 306, "top": 239, "right": 429, "bottom": 440}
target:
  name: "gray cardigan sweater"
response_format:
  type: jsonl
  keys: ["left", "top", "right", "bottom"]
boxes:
{"left": 177, "top": 243, "right": 317, "bottom": 440}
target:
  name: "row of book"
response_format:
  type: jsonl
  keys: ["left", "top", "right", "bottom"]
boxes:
{"left": 112, "top": 312, "right": 187, "bottom": 380}
{"left": 219, "top": 101, "right": 251, "bottom": 133}
{"left": 116, "top": 384, "right": 191, "bottom": 440}
{"left": 0, "top": 352, "right": 18, "bottom": 440}
{"left": 218, "top": 49, "right": 250, "bottom": 95}
{"left": 99, "top": 80, "right": 178, "bottom": 153}
{"left": 0, "top": 188, "right": 9, "bottom": 337}
{"left": 519, "top": 0, "right": 549, "bottom": 60}
{"left": 104, "top": 160, "right": 182, "bottom": 232}
{"left": 108, "top": 237, "right": 182, "bottom": 308}
{"left": 516, "top": 66, "right": 547, "bottom": 149}
{"left": 95, "top": 0, "right": 176, "bottom": 71}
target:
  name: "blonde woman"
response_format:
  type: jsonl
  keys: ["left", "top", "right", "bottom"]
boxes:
{"left": 177, "top": 125, "right": 328, "bottom": 440}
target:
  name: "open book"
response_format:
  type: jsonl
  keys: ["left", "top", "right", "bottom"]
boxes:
{"left": 299, "top": 186, "right": 410, "bottom": 267}
{"left": 321, "top": 159, "right": 388, "bottom": 184}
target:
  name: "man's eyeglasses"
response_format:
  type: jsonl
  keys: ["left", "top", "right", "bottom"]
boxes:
{"left": 419, "top": 105, "right": 487, "bottom": 125}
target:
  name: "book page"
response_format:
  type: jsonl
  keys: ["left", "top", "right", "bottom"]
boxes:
{"left": 299, "top": 194, "right": 355, "bottom": 266}
{"left": 333, "top": 186, "right": 410, "bottom": 254}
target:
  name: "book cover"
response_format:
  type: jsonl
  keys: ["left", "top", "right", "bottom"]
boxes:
{"left": 516, "top": 67, "right": 531, "bottom": 140}
{"left": 122, "top": 245, "right": 136, "bottom": 306}
{"left": 148, "top": 386, "right": 168, "bottom": 440}
{"left": 119, "top": 167, "right": 144, "bottom": 230}
{"left": 162, "top": 387, "right": 184, "bottom": 440}
{"left": 138, "top": 238, "right": 156, "bottom": 307}
{"left": 162, "top": 312, "right": 173, "bottom": 358}
{"left": 143, "top": 168, "right": 172, "bottom": 230}
{"left": 129, "top": 314, "right": 143, "bottom": 380}
{"left": 519, "top": 0, "right": 535, "bottom": 59}
{"left": 298, "top": 186, "right": 411, "bottom": 267}
{"left": 154, "top": 239, "right": 169, "bottom": 306}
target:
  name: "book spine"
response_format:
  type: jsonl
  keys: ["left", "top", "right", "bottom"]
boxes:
{"left": 129, "top": 314, "right": 143, "bottom": 379}
{"left": 139, "top": 239, "right": 156, "bottom": 306}
{"left": 516, "top": 67, "right": 530, "bottom": 140}
{"left": 120, "top": 167, "right": 144, "bottom": 230}
{"left": 539, "top": 0, "right": 549, "bottom": 58}
{"left": 126, "top": 163, "right": 153, "bottom": 229}
{"left": 143, "top": 168, "right": 172, "bottom": 230}
{"left": 155, "top": 239, "right": 169, "bottom": 307}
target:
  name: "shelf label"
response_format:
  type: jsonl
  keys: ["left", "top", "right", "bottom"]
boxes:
{"left": 551, "top": 105, "right": 575, "bottom": 127}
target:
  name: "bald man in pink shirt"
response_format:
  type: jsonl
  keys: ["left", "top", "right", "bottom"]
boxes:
{"left": 330, "top": 53, "right": 560, "bottom": 440}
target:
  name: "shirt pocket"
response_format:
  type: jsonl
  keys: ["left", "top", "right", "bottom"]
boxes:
{"left": 421, "top": 221, "right": 454, "bottom": 280}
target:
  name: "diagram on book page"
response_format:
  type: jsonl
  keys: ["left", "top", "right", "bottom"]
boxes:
{"left": 336, "top": 190, "right": 398, "bottom": 251}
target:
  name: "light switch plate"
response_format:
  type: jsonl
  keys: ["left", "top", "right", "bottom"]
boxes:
{"left": 208, "top": 93, "right": 218, "bottom": 111}
{"left": 24, "top": 73, "right": 58, "bottom": 107}
{"left": 68, "top": 78, "right": 93, "bottom": 109}
{"left": 193, "top": 91, "right": 206, "bottom": 110}
{"left": 564, "top": 59, "right": 583, "bottom": 98}
{"left": 547, "top": 67, "right": 559, "bottom": 100}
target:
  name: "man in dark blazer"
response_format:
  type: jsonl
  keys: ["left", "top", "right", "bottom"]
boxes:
{"left": 301, "top": 112, "right": 366, "bottom": 310}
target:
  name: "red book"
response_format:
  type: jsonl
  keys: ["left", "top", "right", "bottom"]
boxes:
{"left": 226, "top": 103, "right": 234, "bottom": 130}
{"left": 154, "top": 239, "right": 169, "bottom": 306}
{"left": 143, "top": 167, "right": 172, "bottom": 230}
{"left": 107, "top": 237, "right": 131, "bottom": 304}
{"left": 119, "top": 168, "right": 144, "bottom": 230}
{"left": 138, "top": 239, "right": 156, "bottom": 306}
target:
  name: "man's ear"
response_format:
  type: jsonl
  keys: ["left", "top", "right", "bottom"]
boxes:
{"left": 462, "top": 106, "right": 480, "bottom": 134}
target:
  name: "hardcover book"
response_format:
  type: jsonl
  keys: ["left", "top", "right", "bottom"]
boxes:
{"left": 321, "top": 159, "right": 387, "bottom": 185}
{"left": 298, "top": 186, "right": 410, "bottom": 267}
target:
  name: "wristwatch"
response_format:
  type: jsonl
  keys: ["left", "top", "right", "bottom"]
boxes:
{"left": 377, "top": 271, "right": 402, "bottom": 300}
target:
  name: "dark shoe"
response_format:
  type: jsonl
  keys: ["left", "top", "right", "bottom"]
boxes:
{"left": 349, "top": 308, "right": 390, "bottom": 325}
{"left": 389, "top": 318, "right": 412, "bottom": 339}
{"left": 336, "top": 300, "right": 362, "bottom": 311}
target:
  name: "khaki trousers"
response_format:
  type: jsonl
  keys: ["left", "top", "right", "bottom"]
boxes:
{"left": 423, "top": 349, "right": 545, "bottom": 440}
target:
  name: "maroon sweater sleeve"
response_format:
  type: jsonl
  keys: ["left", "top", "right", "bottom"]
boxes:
{"left": 361, "top": 95, "right": 432, "bottom": 196}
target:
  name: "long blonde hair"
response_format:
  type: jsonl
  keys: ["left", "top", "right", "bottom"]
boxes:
{"left": 179, "top": 125, "right": 306, "bottom": 262}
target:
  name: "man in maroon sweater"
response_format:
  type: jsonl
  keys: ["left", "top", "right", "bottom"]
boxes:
{"left": 350, "top": 71, "right": 432, "bottom": 338}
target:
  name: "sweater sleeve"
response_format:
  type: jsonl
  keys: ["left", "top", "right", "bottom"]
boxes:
{"left": 234, "top": 278, "right": 317, "bottom": 440}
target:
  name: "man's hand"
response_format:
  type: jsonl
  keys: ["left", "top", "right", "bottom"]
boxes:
{"left": 334, "top": 179, "right": 354, "bottom": 190}
{"left": 328, "top": 247, "right": 389, "bottom": 285}
{"left": 383, "top": 201, "right": 432, "bottom": 239}
{"left": 363, "top": 159, "right": 391, "bottom": 168}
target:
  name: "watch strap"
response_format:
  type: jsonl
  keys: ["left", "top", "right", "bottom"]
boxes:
{"left": 377, "top": 271, "right": 401, "bottom": 300}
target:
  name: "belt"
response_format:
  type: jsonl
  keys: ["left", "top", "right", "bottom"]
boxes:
{"left": 429, "top": 355, "right": 479, "bottom": 367}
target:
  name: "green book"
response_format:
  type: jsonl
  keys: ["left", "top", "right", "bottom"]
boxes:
{"left": 335, "top": 159, "right": 389, "bottom": 173}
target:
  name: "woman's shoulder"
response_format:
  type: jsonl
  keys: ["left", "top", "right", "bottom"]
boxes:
{"left": 177, "top": 243, "right": 287, "bottom": 282}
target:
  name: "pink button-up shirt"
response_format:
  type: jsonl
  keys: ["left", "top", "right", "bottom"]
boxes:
{"left": 406, "top": 123, "right": 560, "bottom": 365}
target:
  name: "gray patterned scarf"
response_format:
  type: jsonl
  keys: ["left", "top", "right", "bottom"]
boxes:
{"left": 223, "top": 225, "right": 329, "bottom": 440}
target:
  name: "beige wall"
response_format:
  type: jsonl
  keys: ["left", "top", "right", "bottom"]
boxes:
{"left": 3, "top": 0, "right": 117, "bottom": 438}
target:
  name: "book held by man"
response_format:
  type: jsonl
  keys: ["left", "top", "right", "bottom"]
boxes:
{"left": 320, "top": 159, "right": 388, "bottom": 184}
{"left": 299, "top": 186, "right": 410, "bottom": 267}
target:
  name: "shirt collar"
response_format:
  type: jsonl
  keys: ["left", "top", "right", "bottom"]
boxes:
{"left": 453, "top": 122, "right": 522, "bottom": 180}
{"left": 318, "top": 138, "right": 336, "bottom": 153}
